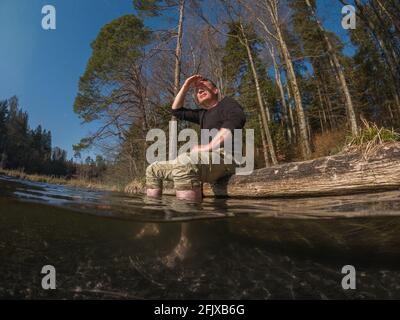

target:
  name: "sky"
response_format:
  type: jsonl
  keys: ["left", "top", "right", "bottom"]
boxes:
{"left": 0, "top": 0, "right": 355, "bottom": 160}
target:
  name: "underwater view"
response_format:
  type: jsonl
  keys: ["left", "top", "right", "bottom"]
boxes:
{"left": 2, "top": 175, "right": 400, "bottom": 299}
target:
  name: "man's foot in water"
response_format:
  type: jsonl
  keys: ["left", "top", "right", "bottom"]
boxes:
{"left": 162, "top": 235, "right": 191, "bottom": 268}
{"left": 176, "top": 187, "right": 202, "bottom": 202}
{"left": 147, "top": 188, "right": 162, "bottom": 198}
{"left": 135, "top": 223, "right": 160, "bottom": 239}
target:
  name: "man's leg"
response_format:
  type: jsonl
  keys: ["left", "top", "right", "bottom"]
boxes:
{"left": 173, "top": 149, "right": 232, "bottom": 201}
{"left": 146, "top": 188, "right": 162, "bottom": 198}
{"left": 145, "top": 160, "right": 174, "bottom": 198}
{"left": 175, "top": 187, "right": 202, "bottom": 201}
{"left": 198, "top": 148, "right": 235, "bottom": 184}
{"left": 145, "top": 155, "right": 202, "bottom": 201}
{"left": 172, "top": 152, "right": 203, "bottom": 201}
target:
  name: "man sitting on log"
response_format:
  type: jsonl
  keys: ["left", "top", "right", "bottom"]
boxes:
{"left": 145, "top": 75, "right": 246, "bottom": 201}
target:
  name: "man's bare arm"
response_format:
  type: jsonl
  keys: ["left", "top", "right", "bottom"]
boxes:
{"left": 172, "top": 74, "right": 203, "bottom": 110}
{"left": 193, "top": 128, "right": 232, "bottom": 153}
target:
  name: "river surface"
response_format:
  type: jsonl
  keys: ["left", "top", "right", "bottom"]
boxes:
{"left": 2, "top": 175, "right": 400, "bottom": 299}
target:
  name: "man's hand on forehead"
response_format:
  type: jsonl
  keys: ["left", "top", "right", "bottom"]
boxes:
{"left": 194, "top": 79, "right": 212, "bottom": 91}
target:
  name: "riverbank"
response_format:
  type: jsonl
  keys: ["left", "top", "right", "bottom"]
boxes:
{"left": 2, "top": 137, "right": 399, "bottom": 198}
{"left": 0, "top": 168, "right": 122, "bottom": 192}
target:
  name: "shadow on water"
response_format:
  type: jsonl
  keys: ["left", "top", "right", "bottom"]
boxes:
{"left": 2, "top": 175, "right": 400, "bottom": 299}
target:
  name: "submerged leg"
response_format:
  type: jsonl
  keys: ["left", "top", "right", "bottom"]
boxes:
{"left": 172, "top": 153, "right": 202, "bottom": 201}
{"left": 175, "top": 186, "right": 202, "bottom": 202}
{"left": 145, "top": 160, "right": 175, "bottom": 198}
{"left": 146, "top": 188, "right": 162, "bottom": 198}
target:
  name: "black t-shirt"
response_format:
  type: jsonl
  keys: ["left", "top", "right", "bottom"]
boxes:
{"left": 171, "top": 96, "right": 246, "bottom": 132}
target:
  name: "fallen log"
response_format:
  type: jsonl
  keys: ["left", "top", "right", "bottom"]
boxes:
{"left": 124, "top": 143, "right": 400, "bottom": 198}
{"left": 202, "top": 143, "right": 400, "bottom": 198}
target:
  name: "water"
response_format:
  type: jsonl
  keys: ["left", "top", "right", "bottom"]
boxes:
{"left": 2, "top": 175, "right": 400, "bottom": 299}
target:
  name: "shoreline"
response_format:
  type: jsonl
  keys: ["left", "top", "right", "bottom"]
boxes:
{"left": 0, "top": 168, "right": 122, "bottom": 193}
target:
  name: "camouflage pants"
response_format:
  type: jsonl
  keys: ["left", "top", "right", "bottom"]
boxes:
{"left": 145, "top": 148, "right": 235, "bottom": 190}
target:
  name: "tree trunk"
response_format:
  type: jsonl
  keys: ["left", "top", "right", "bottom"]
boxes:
{"left": 285, "top": 77, "right": 297, "bottom": 138}
{"left": 305, "top": 0, "right": 358, "bottom": 135}
{"left": 240, "top": 23, "right": 278, "bottom": 165}
{"left": 318, "top": 109, "right": 324, "bottom": 133}
{"left": 258, "top": 114, "right": 270, "bottom": 167}
{"left": 316, "top": 81, "right": 327, "bottom": 132}
{"left": 202, "top": 143, "right": 400, "bottom": 198}
{"left": 319, "top": 75, "right": 336, "bottom": 129}
{"left": 170, "top": 0, "right": 185, "bottom": 151}
{"left": 265, "top": 0, "right": 311, "bottom": 159}
{"left": 387, "top": 103, "right": 395, "bottom": 123}
{"left": 174, "top": 0, "right": 185, "bottom": 97}
{"left": 270, "top": 45, "right": 292, "bottom": 143}
{"left": 140, "top": 144, "right": 400, "bottom": 199}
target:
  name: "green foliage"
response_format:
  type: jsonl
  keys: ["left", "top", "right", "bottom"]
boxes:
{"left": 73, "top": 14, "right": 152, "bottom": 157}
{"left": 221, "top": 22, "right": 261, "bottom": 95}
{"left": 69, "top": 0, "right": 400, "bottom": 181}
{"left": 0, "top": 96, "right": 73, "bottom": 176}
{"left": 348, "top": 15, "right": 396, "bottom": 124}
{"left": 72, "top": 138, "right": 91, "bottom": 155}
{"left": 345, "top": 119, "right": 400, "bottom": 157}
{"left": 74, "top": 15, "right": 152, "bottom": 122}
{"left": 0, "top": 100, "right": 8, "bottom": 162}
{"left": 346, "top": 120, "right": 400, "bottom": 146}
{"left": 133, "top": 0, "right": 178, "bottom": 17}
{"left": 88, "top": 15, "right": 150, "bottom": 79}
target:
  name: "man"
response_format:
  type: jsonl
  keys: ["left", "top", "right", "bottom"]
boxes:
{"left": 146, "top": 74, "right": 246, "bottom": 201}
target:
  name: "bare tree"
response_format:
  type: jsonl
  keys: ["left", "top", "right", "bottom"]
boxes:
{"left": 174, "top": 0, "right": 186, "bottom": 96}
{"left": 238, "top": 22, "right": 278, "bottom": 164}
{"left": 250, "top": 0, "right": 311, "bottom": 159}
{"left": 305, "top": 0, "right": 357, "bottom": 135}
{"left": 192, "top": 0, "right": 278, "bottom": 165}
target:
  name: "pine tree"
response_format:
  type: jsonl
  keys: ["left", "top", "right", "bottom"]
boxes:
{"left": 0, "top": 100, "right": 8, "bottom": 167}
{"left": 74, "top": 15, "right": 152, "bottom": 153}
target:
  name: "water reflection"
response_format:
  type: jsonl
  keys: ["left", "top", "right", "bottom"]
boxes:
{"left": 2, "top": 175, "right": 400, "bottom": 299}
{"left": 3, "top": 175, "right": 400, "bottom": 221}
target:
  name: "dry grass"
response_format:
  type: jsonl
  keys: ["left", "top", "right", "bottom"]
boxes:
{"left": 312, "top": 129, "right": 347, "bottom": 158}
{"left": 124, "top": 179, "right": 145, "bottom": 194}
{"left": 344, "top": 119, "right": 400, "bottom": 158}
{"left": 0, "top": 168, "right": 122, "bottom": 192}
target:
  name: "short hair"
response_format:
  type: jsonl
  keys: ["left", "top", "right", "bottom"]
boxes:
{"left": 202, "top": 78, "right": 218, "bottom": 89}
{"left": 193, "top": 78, "right": 219, "bottom": 105}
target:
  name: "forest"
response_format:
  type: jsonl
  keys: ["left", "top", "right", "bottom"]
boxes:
{"left": 72, "top": 0, "right": 400, "bottom": 187}
{"left": 2, "top": 0, "right": 400, "bottom": 189}
{"left": 0, "top": 96, "right": 107, "bottom": 181}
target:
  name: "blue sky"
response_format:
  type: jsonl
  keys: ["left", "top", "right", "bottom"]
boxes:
{"left": 0, "top": 0, "right": 355, "bottom": 160}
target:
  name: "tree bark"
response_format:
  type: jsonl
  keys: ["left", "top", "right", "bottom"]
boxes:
{"left": 174, "top": 0, "right": 185, "bottom": 97}
{"left": 316, "top": 81, "right": 327, "bottom": 132}
{"left": 285, "top": 77, "right": 297, "bottom": 138}
{"left": 258, "top": 114, "right": 270, "bottom": 166}
{"left": 202, "top": 143, "right": 400, "bottom": 198}
{"left": 170, "top": 0, "right": 185, "bottom": 148}
{"left": 130, "top": 143, "right": 400, "bottom": 198}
